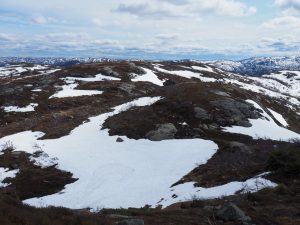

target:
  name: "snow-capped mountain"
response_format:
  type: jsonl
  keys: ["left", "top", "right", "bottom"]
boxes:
{"left": 0, "top": 57, "right": 111, "bottom": 67}
{"left": 210, "top": 56, "right": 300, "bottom": 76}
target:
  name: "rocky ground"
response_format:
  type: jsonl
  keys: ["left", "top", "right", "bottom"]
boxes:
{"left": 0, "top": 61, "right": 299, "bottom": 225}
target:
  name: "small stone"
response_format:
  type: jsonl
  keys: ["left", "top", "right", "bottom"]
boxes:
{"left": 116, "top": 137, "right": 124, "bottom": 142}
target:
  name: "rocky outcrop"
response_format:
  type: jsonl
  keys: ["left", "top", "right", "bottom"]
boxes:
{"left": 210, "top": 98, "right": 262, "bottom": 127}
{"left": 101, "top": 67, "right": 120, "bottom": 78}
{"left": 146, "top": 123, "right": 177, "bottom": 141}
{"left": 117, "top": 219, "right": 144, "bottom": 225}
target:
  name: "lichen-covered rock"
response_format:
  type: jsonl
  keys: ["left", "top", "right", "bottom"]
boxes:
{"left": 146, "top": 123, "right": 177, "bottom": 141}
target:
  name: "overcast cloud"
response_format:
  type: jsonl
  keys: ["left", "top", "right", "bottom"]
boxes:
{"left": 0, "top": 0, "right": 299, "bottom": 59}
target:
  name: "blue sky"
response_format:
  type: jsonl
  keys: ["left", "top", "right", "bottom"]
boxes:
{"left": 0, "top": 0, "right": 300, "bottom": 59}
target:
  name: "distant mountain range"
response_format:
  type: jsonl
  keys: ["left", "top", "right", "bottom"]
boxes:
{"left": 209, "top": 56, "right": 300, "bottom": 76}
{"left": 0, "top": 57, "right": 111, "bottom": 67}
{"left": 1, "top": 56, "right": 300, "bottom": 76}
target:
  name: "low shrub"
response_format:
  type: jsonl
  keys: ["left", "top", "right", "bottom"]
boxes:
{"left": 267, "top": 147, "right": 300, "bottom": 176}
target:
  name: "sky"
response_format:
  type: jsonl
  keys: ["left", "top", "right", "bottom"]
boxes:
{"left": 0, "top": 0, "right": 300, "bottom": 60}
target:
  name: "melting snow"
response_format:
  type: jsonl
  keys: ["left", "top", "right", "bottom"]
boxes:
{"left": 0, "top": 168, "right": 19, "bottom": 187}
{"left": 191, "top": 65, "right": 215, "bottom": 73}
{"left": 159, "top": 173, "right": 276, "bottom": 207}
{"left": 65, "top": 74, "right": 121, "bottom": 82}
{"left": 132, "top": 68, "right": 164, "bottom": 86}
{"left": 50, "top": 82, "right": 103, "bottom": 99}
{"left": 154, "top": 66, "right": 217, "bottom": 83}
{"left": 0, "top": 97, "right": 277, "bottom": 209}
{"left": 2, "top": 103, "right": 38, "bottom": 113}
{"left": 267, "top": 108, "right": 288, "bottom": 127}
{"left": 0, "top": 97, "right": 215, "bottom": 209}
{"left": 224, "top": 100, "right": 300, "bottom": 141}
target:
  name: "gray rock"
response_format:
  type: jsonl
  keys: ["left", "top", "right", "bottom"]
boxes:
{"left": 117, "top": 219, "right": 144, "bottom": 225}
{"left": 212, "top": 90, "right": 231, "bottom": 97}
{"left": 119, "top": 83, "right": 136, "bottom": 95}
{"left": 216, "top": 202, "right": 252, "bottom": 223}
{"left": 194, "top": 107, "right": 211, "bottom": 121}
{"left": 102, "top": 67, "right": 120, "bottom": 77}
{"left": 116, "top": 137, "right": 124, "bottom": 142}
{"left": 0, "top": 87, "right": 14, "bottom": 96}
{"left": 210, "top": 98, "right": 262, "bottom": 126}
{"left": 146, "top": 123, "right": 177, "bottom": 141}
{"left": 128, "top": 62, "right": 145, "bottom": 74}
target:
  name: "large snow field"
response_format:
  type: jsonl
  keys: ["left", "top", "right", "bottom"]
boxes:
{"left": 0, "top": 97, "right": 217, "bottom": 209}
{"left": 0, "top": 96, "right": 278, "bottom": 209}
{"left": 224, "top": 100, "right": 300, "bottom": 141}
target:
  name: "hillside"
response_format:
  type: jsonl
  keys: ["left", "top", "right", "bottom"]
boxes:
{"left": 0, "top": 60, "right": 299, "bottom": 225}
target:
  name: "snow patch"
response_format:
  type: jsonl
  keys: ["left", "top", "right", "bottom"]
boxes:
{"left": 154, "top": 66, "right": 217, "bottom": 82}
{"left": 2, "top": 103, "right": 38, "bottom": 113}
{"left": 0, "top": 97, "right": 216, "bottom": 210}
{"left": 132, "top": 68, "right": 164, "bottom": 86}
{"left": 159, "top": 173, "right": 276, "bottom": 207}
{"left": 0, "top": 168, "right": 19, "bottom": 187}
{"left": 267, "top": 108, "right": 288, "bottom": 127}
{"left": 65, "top": 74, "right": 121, "bottom": 82}
{"left": 224, "top": 100, "right": 300, "bottom": 141}
{"left": 50, "top": 82, "right": 103, "bottom": 99}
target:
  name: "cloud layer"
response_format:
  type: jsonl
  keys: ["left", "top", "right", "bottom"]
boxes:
{"left": 0, "top": 0, "right": 299, "bottom": 58}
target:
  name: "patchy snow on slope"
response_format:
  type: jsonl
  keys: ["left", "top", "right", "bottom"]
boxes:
{"left": 30, "top": 151, "right": 58, "bottom": 168}
{"left": 0, "top": 168, "right": 19, "bottom": 187}
{"left": 0, "top": 97, "right": 219, "bottom": 210}
{"left": 224, "top": 100, "right": 300, "bottom": 141}
{"left": 268, "top": 108, "right": 288, "bottom": 127}
{"left": 2, "top": 103, "right": 38, "bottom": 113}
{"left": 247, "top": 71, "right": 300, "bottom": 98}
{"left": 132, "top": 68, "right": 164, "bottom": 86}
{"left": 160, "top": 173, "right": 276, "bottom": 208}
{"left": 191, "top": 65, "right": 215, "bottom": 73}
{"left": 50, "top": 82, "right": 103, "bottom": 99}
{"left": 155, "top": 66, "right": 217, "bottom": 82}
{"left": 0, "top": 65, "right": 50, "bottom": 77}
{"left": 223, "top": 76, "right": 300, "bottom": 110}
{"left": 65, "top": 74, "right": 121, "bottom": 82}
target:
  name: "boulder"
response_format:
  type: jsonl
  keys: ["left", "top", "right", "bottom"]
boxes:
{"left": 117, "top": 219, "right": 144, "bottom": 225}
{"left": 128, "top": 62, "right": 145, "bottom": 74}
{"left": 102, "top": 67, "right": 120, "bottom": 77}
{"left": 210, "top": 98, "right": 261, "bottom": 127}
{"left": 216, "top": 202, "right": 252, "bottom": 224}
{"left": 146, "top": 123, "right": 177, "bottom": 141}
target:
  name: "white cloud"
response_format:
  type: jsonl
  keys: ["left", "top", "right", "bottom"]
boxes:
{"left": 45, "top": 32, "right": 89, "bottom": 42}
{"left": 275, "top": 0, "right": 300, "bottom": 10}
{"left": 115, "top": 0, "right": 256, "bottom": 18}
{"left": 31, "top": 15, "right": 58, "bottom": 24}
{"left": 0, "top": 33, "right": 15, "bottom": 42}
{"left": 263, "top": 16, "right": 300, "bottom": 29}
